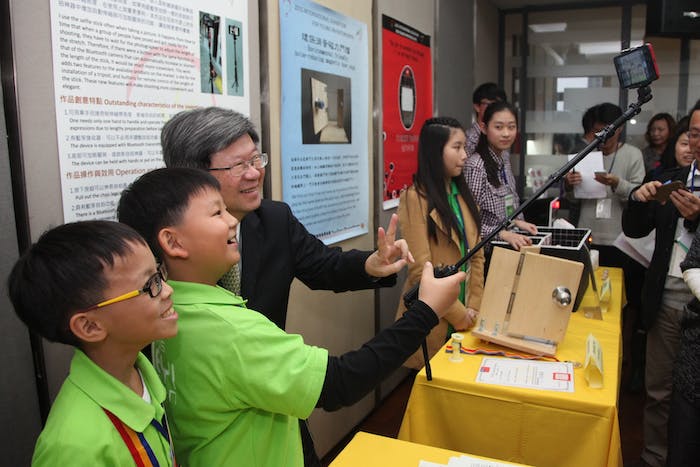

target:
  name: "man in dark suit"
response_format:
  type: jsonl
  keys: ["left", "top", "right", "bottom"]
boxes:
{"left": 161, "top": 106, "right": 413, "bottom": 465}
{"left": 622, "top": 103, "right": 700, "bottom": 467}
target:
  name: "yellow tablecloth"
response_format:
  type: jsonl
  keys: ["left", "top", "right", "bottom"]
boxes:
{"left": 398, "top": 268, "right": 624, "bottom": 467}
{"left": 330, "top": 431, "right": 531, "bottom": 466}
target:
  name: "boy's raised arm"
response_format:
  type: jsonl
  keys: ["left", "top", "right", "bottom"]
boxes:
{"left": 316, "top": 262, "right": 465, "bottom": 410}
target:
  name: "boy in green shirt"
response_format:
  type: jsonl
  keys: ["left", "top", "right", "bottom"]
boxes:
{"left": 118, "top": 167, "right": 466, "bottom": 466}
{"left": 7, "top": 221, "right": 178, "bottom": 466}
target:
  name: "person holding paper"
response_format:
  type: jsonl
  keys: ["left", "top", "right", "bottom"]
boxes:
{"left": 565, "top": 102, "right": 645, "bottom": 267}
{"left": 563, "top": 105, "right": 599, "bottom": 227}
{"left": 396, "top": 117, "right": 485, "bottom": 369}
{"left": 622, "top": 100, "right": 700, "bottom": 467}
{"left": 464, "top": 101, "right": 537, "bottom": 252}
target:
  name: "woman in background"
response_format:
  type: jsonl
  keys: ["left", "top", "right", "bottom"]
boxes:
{"left": 657, "top": 116, "right": 692, "bottom": 174}
{"left": 465, "top": 101, "right": 537, "bottom": 252}
{"left": 396, "top": 117, "right": 484, "bottom": 369}
{"left": 643, "top": 112, "right": 676, "bottom": 172}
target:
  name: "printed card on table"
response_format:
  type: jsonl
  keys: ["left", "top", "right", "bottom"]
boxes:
{"left": 476, "top": 357, "right": 574, "bottom": 392}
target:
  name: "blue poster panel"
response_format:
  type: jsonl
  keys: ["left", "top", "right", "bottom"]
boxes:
{"left": 279, "top": 0, "right": 369, "bottom": 244}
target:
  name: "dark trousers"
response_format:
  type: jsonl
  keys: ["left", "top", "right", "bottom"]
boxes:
{"left": 300, "top": 418, "right": 321, "bottom": 466}
{"left": 667, "top": 391, "right": 700, "bottom": 467}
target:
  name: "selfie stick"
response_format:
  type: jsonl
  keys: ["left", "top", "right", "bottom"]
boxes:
{"left": 405, "top": 85, "right": 653, "bottom": 380}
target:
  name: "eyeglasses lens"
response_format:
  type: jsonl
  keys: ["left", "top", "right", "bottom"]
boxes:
{"left": 146, "top": 266, "right": 167, "bottom": 298}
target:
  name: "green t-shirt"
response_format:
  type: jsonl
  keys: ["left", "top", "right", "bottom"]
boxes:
{"left": 154, "top": 280, "right": 328, "bottom": 466}
{"left": 33, "top": 350, "right": 173, "bottom": 466}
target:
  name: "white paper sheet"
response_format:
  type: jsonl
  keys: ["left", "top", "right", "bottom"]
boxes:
{"left": 476, "top": 357, "right": 575, "bottom": 392}
{"left": 568, "top": 152, "right": 607, "bottom": 199}
{"left": 613, "top": 230, "right": 655, "bottom": 268}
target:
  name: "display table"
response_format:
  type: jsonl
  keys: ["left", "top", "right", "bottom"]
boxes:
{"left": 330, "top": 431, "right": 531, "bottom": 466}
{"left": 398, "top": 268, "right": 624, "bottom": 467}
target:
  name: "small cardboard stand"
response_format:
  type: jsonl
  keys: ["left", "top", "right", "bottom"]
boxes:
{"left": 472, "top": 246, "right": 584, "bottom": 357}
{"left": 584, "top": 333, "right": 604, "bottom": 388}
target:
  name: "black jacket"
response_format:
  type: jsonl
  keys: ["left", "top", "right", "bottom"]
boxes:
{"left": 240, "top": 199, "right": 396, "bottom": 329}
{"left": 622, "top": 165, "right": 699, "bottom": 329}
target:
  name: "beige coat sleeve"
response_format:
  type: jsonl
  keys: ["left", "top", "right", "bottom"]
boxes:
{"left": 397, "top": 188, "right": 469, "bottom": 329}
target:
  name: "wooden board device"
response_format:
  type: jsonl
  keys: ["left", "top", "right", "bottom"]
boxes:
{"left": 472, "top": 246, "right": 584, "bottom": 356}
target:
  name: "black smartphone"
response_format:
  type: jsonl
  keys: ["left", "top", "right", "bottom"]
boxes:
{"left": 652, "top": 181, "right": 686, "bottom": 202}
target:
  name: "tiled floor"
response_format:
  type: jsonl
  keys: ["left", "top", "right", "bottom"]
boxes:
{"left": 322, "top": 310, "right": 647, "bottom": 466}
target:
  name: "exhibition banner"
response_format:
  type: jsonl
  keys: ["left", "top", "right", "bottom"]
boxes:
{"left": 50, "top": 0, "right": 250, "bottom": 222}
{"left": 381, "top": 15, "right": 432, "bottom": 209}
{"left": 279, "top": 0, "right": 369, "bottom": 244}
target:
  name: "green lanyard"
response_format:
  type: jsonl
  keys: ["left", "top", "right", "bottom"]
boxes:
{"left": 447, "top": 181, "right": 468, "bottom": 304}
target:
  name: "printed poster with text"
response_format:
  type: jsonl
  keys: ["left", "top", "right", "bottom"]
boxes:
{"left": 382, "top": 15, "right": 432, "bottom": 209}
{"left": 50, "top": 0, "right": 251, "bottom": 222}
{"left": 279, "top": 0, "right": 369, "bottom": 245}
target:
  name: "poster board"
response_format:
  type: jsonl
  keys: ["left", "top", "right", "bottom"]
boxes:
{"left": 48, "top": 0, "right": 256, "bottom": 222}
{"left": 381, "top": 15, "right": 432, "bottom": 209}
{"left": 279, "top": 0, "right": 370, "bottom": 245}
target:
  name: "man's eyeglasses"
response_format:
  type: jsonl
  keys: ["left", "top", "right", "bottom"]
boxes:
{"left": 207, "top": 153, "right": 268, "bottom": 177}
{"left": 688, "top": 131, "right": 700, "bottom": 141}
{"left": 81, "top": 264, "right": 168, "bottom": 312}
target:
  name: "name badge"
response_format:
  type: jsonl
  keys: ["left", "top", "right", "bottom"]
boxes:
{"left": 595, "top": 198, "right": 612, "bottom": 219}
{"left": 669, "top": 229, "right": 693, "bottom": 278}
{"left": 504, "top": 194, "right": 515, "bottom": 218}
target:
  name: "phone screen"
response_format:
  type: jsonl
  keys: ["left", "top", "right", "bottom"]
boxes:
{"left": 613, "top": 44, "right": 659, "bottom": 89}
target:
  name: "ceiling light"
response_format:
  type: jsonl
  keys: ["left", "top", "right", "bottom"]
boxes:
{"left": 578, "top": 40, "right": 643, "bottom": 55}
{"left": 529, "top": 22, "right": 567, "bottom": 33}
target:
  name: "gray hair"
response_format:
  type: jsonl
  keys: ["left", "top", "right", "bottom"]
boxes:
{"left": 161, "top": 107, "right": 260, "bottom": 169}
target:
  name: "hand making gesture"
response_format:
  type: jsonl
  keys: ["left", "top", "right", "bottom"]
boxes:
{"left": 365, "top": 213, "right": 415, "bottom": 277}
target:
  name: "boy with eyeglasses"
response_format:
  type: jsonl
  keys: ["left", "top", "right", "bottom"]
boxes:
{"left": 7, "top": 221, "right": 178, "bottom": 466}
{"left": 117, "top": 167, "right": 465, "bottom": 467}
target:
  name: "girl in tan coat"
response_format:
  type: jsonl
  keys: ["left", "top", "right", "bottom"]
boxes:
{"left": 396, "top": 117, "right": 485, "bottom": 369}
